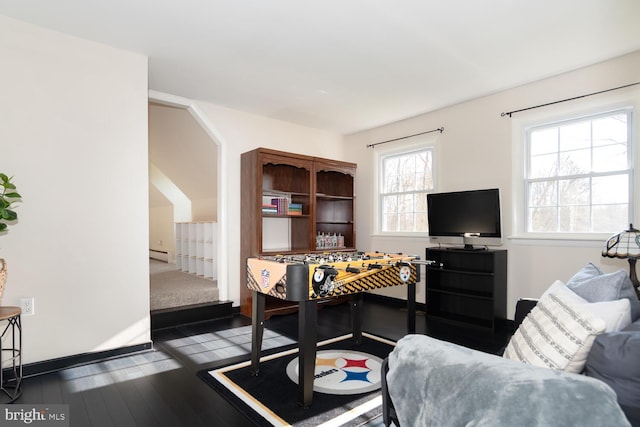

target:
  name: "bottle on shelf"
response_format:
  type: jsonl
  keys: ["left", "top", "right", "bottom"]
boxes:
{"left": 315, "top": 232, "right": 346, "bottom": 249}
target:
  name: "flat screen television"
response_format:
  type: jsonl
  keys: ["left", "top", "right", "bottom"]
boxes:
{"left": 427, "top": 188, "right": 502, "bottom": 250}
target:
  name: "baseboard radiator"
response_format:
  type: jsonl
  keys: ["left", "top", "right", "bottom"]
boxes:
{"left": 149, "top": 249, "right": 169, "bottom": 262}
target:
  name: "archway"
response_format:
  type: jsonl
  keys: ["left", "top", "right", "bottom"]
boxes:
{"left": 148, "top": 90, "right": 229, "bottom": 302}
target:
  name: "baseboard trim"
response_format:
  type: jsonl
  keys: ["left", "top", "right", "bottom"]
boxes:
{"left": 151, "top": 300, "right": 233, "bottom": 330}
{"left": 20, "top": 342, "right": 153, "bottom": 378}
{"left": 18, "top": 301, "right": 234, "bottom": 378}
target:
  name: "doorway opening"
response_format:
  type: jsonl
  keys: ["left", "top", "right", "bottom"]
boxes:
{"left": 147, "top": 92, "right": 229, "bottom": 327}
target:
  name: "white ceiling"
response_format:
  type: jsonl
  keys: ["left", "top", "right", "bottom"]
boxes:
{"left": 2, "top": 1, "right": 640, "bottom": 134}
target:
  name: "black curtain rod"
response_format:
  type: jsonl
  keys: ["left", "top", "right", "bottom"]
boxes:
{"left": 501, "top": 82, "right": 640, "bottom": 118}
{"left": 367, "top": 127, "right": 444, "bottom": 148}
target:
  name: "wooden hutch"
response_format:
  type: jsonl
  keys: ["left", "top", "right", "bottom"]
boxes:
{"left": 240, "top": 148, "right": 356, "bottom": 317}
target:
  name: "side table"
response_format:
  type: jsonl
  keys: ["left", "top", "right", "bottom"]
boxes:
{"left": 0, "top": 307, "right": 22, "bottom": 403}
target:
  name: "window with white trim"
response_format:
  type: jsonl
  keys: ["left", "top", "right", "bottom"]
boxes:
{"left": 525, "top": 108, "right": 632, "bottom": 234}
{"left": 379, "top": 146, "right": 434, "bottom": 233}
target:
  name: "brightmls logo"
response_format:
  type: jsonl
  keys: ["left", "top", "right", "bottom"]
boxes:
{"left": 1, "top": 405, "right": 69, "bottom": 426}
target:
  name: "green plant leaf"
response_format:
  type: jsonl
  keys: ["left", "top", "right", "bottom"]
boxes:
{"left": 4, "top": 192, "right": 21, "bottom": 199}
{"left": 1, "top": 210, "right": 17, "bottom": 221}
{"left": 0, "top": 223, "right": 7, "bottom": 231}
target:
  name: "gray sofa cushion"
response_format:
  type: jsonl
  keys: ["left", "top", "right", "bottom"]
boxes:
{"left": 584, "top": 320, "right": 640, "bottom": 424}
{"left": 566, "top": 264, "right": 640, "bottom": 321}
{"left": 566, "top": 262, "right": 602, "bottom": 285}
{"left": 387, "top": 334, "right": 630, "bottom": 427}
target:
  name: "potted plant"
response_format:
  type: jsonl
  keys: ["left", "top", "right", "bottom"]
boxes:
{"left": 0, "top": 173, "right": 21, "bottom": 232}
{"left": 0, "top": 173, "right": 22, "bottom": 302}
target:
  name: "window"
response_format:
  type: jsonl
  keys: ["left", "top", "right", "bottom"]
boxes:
{"left": 525, "top": 108, "right": 632, "bottom": 234}
{"left": 379, "top": 146, "right": 434, "bottom": 233}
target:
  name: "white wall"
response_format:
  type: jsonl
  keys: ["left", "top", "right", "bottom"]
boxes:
{"left": 149, "top": 205, "right": 174, "bottom": 261}
{"left": 148, "top": 103, "right": 217, "bottom": 222}
{"left": 345, "top": 50, "right": 640, "bottom": 318}
{"left": 0, "top": 16, "right": 150, "bottom": 363}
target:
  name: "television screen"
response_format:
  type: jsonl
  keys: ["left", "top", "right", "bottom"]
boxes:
{"left": 427, "top": 188, "right": 502, "bottom": 249}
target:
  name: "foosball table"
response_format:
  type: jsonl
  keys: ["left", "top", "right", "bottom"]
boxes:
{"left": 246, "top": 251, "right": 421, "bottom": 407}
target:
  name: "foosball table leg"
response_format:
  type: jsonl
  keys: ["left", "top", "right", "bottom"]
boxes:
{"left": 407, "top": 282, "right": 416, "bottom": 333}
{"left": 250, "top": 291, "right": 265, "bottom": 376}
{"left": 298, "top": 299, "right": 317, "bottom": 408}
{"left": 350, "top": 293, "right": 363, "bottom": 345}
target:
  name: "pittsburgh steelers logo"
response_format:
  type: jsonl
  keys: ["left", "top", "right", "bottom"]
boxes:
{"left": 313, "top": 269, "right": 325, "bottom": 283}
{"left": 286, "top": 350, "right": 382, "bottom": 395}
{"left": 399, "top": 266, "right": 411, "bottom": 282}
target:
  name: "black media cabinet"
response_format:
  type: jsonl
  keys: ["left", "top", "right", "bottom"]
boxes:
{"left": 425, "top": 247, "right": 507, "bottom": 332}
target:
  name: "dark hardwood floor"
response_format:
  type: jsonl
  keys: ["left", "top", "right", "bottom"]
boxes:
{"left": 11, "top": 298, "right": 511, "bottom": 426}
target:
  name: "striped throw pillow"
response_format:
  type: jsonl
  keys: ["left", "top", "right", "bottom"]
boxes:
{"left": 503, "top": 289, "right": 606, "bottom": 373}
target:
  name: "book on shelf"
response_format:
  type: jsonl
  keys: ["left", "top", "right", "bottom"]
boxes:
{"left": 270, "top": 197, "right": 288, "bottom": 214}
{"left": 262, "top": 197, "right": 303, "bottom": 215}
{"left": 262, "top": 203, "right": 278, "bottom": 214}
{"left": 287, "top": 202, "right": 302, "bottom": 215}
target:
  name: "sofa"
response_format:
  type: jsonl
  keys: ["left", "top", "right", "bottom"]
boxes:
{"left": 382, "top": 264, "right": 640, "bottom": 426}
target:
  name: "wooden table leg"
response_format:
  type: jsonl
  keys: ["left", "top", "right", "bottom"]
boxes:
{"left": 250, "top": 291, "right": 265, "bottom": 376}
{"left": 298, "top": 299, "right": 317, "bottom": 407}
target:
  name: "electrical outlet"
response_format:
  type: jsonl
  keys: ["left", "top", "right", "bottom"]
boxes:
{"left": 20, "top": 297, "right": 35, "bottom": 316}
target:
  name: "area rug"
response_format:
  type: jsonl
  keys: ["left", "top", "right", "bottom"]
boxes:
{"left": 198, "top": 332, "right": 396, "bottom": 426}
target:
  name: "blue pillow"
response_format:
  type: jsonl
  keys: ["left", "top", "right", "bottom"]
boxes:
{"left": 584, "top": 320, "right": 640, "bottom": 420}
{"left": 566, "top": 263, "right": 602, "bottom": 286}
{"left": 567, "top": 265, "right": 640, "bottom": 321}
